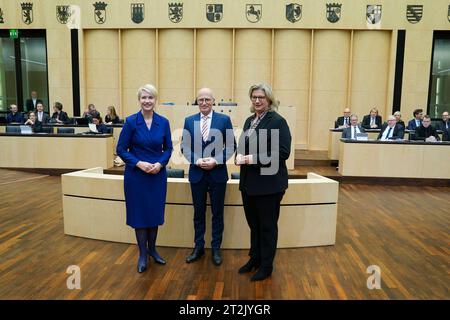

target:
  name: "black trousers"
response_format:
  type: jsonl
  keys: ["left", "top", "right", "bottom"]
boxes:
{"left": 241, "top": 191, "right": 284, "bottom": 269}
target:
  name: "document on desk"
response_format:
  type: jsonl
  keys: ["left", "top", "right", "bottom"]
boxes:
{"left": 89, "top": 123, "right": 98, "bottom": 133}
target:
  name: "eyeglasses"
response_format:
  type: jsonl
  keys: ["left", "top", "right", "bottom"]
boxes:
{"left": 251, "top": 96, "right": 266, "bottom": 101}
{"left": 197, "top": 98, "right": 212, "bottom": 103}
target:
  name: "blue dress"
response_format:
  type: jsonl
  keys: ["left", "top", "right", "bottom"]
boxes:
{"left": 117, "top": 111, "right": 173, "bottom": 228}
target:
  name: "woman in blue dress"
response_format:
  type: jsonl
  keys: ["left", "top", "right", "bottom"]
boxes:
{"left": 117, "top": 84, "right": 173, "bottom": 273}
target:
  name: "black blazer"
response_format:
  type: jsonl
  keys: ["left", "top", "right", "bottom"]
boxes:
{"left": 443, "top": 128, "right": 450, "bottom": 141}
{"left": 377, "top": 123, "right": 405, "bottom": 140}
{"left": 51, "top": 111, "right": 69, "bottom": 124}
{"left": 335, "top": 116, "right": 350, "bottom": 128}
{"left": 238, "top": 111, "right": 292, "bottom": 196}
{"left": 342, "top": 125, "right": 365, "bottom": 139}
{"left": 105, "top": 115, "right": 121, "bottom": 124}
{"left": 362, "top": 115, "right": 382, "bottom": 129}
{"left": 436, "top": 120, "right": 450, "bottom": 131}
{"left": 414, "top": 125, "right": 440, "bottom": 141}
{"left": 35, "top": 112, "right": 50, "bottom": 125}
{"left": 25, "top": 99, "right": 43, "bottom": 112}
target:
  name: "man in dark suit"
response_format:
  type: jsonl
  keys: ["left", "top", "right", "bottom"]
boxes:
{"left": 414, "top": 115, "right": 440, "bottom": 142}
{"left": 334, "top": 107, "right": 351, "bottom": 128}
{"left": 181, "top": 87, "right": 235, "bottom": 266}
{"left": 436, "top": 111, "right": 449, "bottom": 131}
{"left": 377, "top": 115, "right": 405, "bottom": 140}
{"left": 342, "top": 114, "right": 365, "bottom": 139}
{"left": 407, "top": 108, "right": 423, "bottom": 130}
{"left": 6, "top": 104, "right": 24, "bottom": 123}
{"left": 25, "top": 91, "right": 43, "bottom": 112}
{"left": 35, "top": 102, "right": 50, "bottom": 125}
{"left": 362, "top": 107, "right": 382, "bottom": 129}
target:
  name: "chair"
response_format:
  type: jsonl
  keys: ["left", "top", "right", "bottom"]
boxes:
{"left": 57, "top": 127, "right": 75, "bottom": 134}
{"left": 167, "top": 168, "right": 184, "bottom": 178}
{"left": 231, "top": 172, "right": 240, "bottom": 179}
{"left": 6, "top": 125, "right": 20, "bottom": 133}
{"left": 105, "top": 126, "right": 113, "bottom": 134}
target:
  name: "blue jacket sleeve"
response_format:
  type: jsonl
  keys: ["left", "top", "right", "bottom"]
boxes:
{"left": 116, "top": 118, "right": 140, "bottom": 167}
{"left": 158, "top": 120, "right": 173, "bottom": 167}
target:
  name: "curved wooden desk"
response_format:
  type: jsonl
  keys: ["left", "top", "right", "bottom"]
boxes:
{"left": 62, "top": 168, "right": 338, "bottom": 249}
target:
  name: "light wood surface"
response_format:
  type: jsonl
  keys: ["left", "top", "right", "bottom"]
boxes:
{"left": 0, "top": 134, "right": 114, "bottom": 169}
{"left": 338, "top": 140, "right": 450, "bottom": 178}
{"left": 328, "top": 129, "right": 379, "bottom": 160}
{"left": 62, "top": 168, "right": 338, "bottom": 248}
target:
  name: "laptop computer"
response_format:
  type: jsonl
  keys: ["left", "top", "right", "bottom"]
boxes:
{"left": 20, "top": 125, "right": 33, "bottom": 134}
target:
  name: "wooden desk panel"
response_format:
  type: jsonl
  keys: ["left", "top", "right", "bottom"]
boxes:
{"left": 328, "top": 129, "right": 379, "bottom": 160}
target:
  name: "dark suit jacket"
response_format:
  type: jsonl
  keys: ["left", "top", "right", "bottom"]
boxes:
{"left": 238, "top": 111, "right": 292, "bottom": 196}
{"left": 377, "top": 123, "right": 405, "bottom": 140}
{"left": 25, "top": 98, "right": 43, "bottom": 112}
{"left": 51, "top": 111, "right": 69, "bottom": 124}
{"left": 181, "top": 111, "right": 235, "bottom": 184}
{"left": 35, "top": 112, "right": 50, "bottom": 125}
{"left": 335, "top": 116, "right": 350, "bottom": 128}
{"left": 362, "top": 115, "right": 382, "bottom": 129}
{"left": 436, "top": 120, "right": 450, "bottom": 131}
{"left": 407, "top": 118, "right": 422, "bottom": 130}
{"left": 414, "top": 125, "right": 440, "bottom": 141}
{"left": 342, "top": 125, "right": 365, "bottom": 139}
{"left": 6, "top": 112, "right": 24, "bottom": 123}
{"left": 443, "top": 128, "right": 450, "bottom": 141}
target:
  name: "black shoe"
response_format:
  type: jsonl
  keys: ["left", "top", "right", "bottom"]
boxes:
{"left": 148, "top": 250, "right": 166, "bottom": 265}
{"left": 186, "top": 248, "right": 205, "bottom": 263}
{"left": 212, "top": 249, "right": 222, "bottom": 266}
{"left": 137, "top": 256, "right": 148, "bottom": 273}
{"left": 250, "top": 267, "right": 272, "bottom": 281}
{"left": 238, "top": 259, "right": 260, "bottom": 274}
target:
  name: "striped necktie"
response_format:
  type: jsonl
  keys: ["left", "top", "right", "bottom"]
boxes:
{"left": 201, "top": 115, "right": 209, "bottom": 142}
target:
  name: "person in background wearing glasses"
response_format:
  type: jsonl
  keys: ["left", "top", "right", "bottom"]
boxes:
{"left": 341, "top": 114, "right": 364, "bottom": 139}
{"left": 181, "top": 87, "right": 235, "bottom": 267}
{"left": 235, "top": 83, "right": 292, "bottom": 281}
{"left": 413, "top": 115, "right": 440, "bottom": 142}
{"left": 436, "top": 111, "right": 449, "bottom": 132}
{"left": 377, "top": 115, "right": 405, "bottom": 141}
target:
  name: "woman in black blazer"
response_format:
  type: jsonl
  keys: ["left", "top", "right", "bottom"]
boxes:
{"left": 51, "top": 102, "right": 69, "bottom": 124}
{"left": 235, "top": 83, "right": 292, "bottom": 281}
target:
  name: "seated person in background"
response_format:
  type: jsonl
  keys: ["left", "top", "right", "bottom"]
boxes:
{"left": 51, "top": 102, "right": 69, "bottom": 124}
{"left": 82, "top": 103, "right": 101, "bottom": 121}
{"left": 436, "top": 111, "right": 449, "bottom": 131}
{"left": 105, "top": 105, "right": 121, "bottom": 124}
{"left": 407, "top": 108, "right": 423, "bottom": 130}
{"left": 414, "top": 115, "right": 440, "bottom": 142}
{"left": 6, "top": 104, "right": 24, "bottom": 123}
{"left": 362, "top": 107, "right": 382, "bottom": 129}
{"left": 377, "top": 115, "right": 405, "bottom": 140}
{"left": 393, "top": 111, "right": 405, "bottom": 129}
{"left": 92, "top": 115, "right": 109, "bottom": 133}
{"left": 35, "top": 102, "right": 50, "bottom": 125}
{"left": 24, "top": 111, "right": 43, "bottom": 133}
{"left": 335, "top": 107, "right": 351, "bottom": 128}
{"left": 342, "top": 114, "right": 365, "bottom": 139}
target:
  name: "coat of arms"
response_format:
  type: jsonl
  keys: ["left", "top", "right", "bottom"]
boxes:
{"left": 286, "top": 3, "right": 301, "bottom": 23}
{"left": 246, "top": 4, "right": 262, "bottom": 23}
{"left": 406, "top": 5, "right": 423, "bottom": 24}
{"left": 326, "top": 3, "right": 341, "bottom": 23}
{"left": 93, "top": 1, "right": 107, "bottom": 24}
{"left": 21, "top": 2, "right": 33, "bottom": 25}
{"left": 0, "top": 8, "right": 4, "bottom": 23}
{"left": 131, "top": 3, "right": 144, "bottom": 24}
{"left": 56, "top": 5, "right": 72, "bottom": 24}
{"left": 206, "top": 4, "right": 223, "bottom": 23}
{"left": 366, "top": 5, "right": 382, "bottom": 25}
{"left": 169, "top": 3, "right": 183, "bottom": 23}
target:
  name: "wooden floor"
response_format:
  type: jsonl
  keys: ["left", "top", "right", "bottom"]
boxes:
{"left": 0, "top": 169, "right": 449, "bottom": 300}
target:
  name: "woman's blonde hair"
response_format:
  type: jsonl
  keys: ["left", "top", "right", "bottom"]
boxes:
{"left": 137, "top": 84, "right": 158, "bottom": 100}
{"left": 107, "top": 105, "right": 117, "bottom": 119}
{"left": 248, "top": 83, "right": 278, "bottom": 113}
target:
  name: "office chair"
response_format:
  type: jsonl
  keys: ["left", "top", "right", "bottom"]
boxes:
{"left": 6, "top": 125, "right": 21, "bottom": 133}
{"left": 57, "top": 127, "right": 75, "bottom": 134}
{"left": 166, "top": 168, "right": 185, "bottom": 178}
